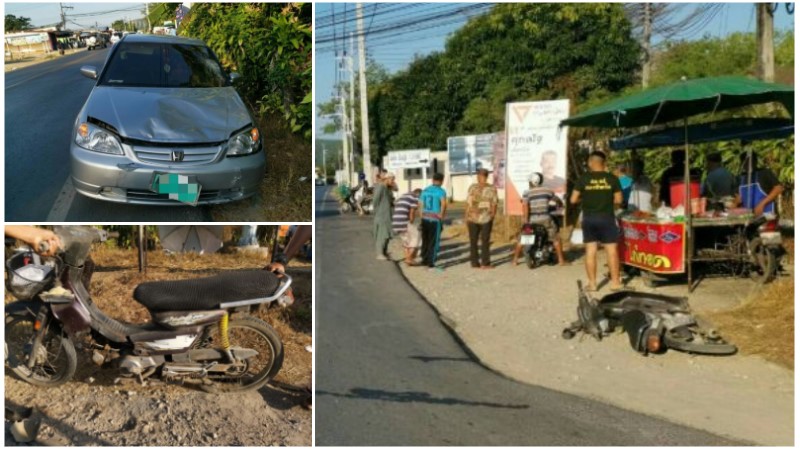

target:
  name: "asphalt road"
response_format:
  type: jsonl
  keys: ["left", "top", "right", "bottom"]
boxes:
{"left": 5, "top": 48, "right": 211, "bottom": 222}
{"left": 314, "top": 185, "right": 739, "bottom": 446}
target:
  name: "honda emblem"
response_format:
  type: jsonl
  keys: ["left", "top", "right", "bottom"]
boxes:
{"left": 171, "top": 150, "right": 185, "bottom": 162}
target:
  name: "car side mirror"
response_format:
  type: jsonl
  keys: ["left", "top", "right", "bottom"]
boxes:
{"left": 80, "top": 65, "right": 98, "bottom": 80}
{"left": 229, "top": 73, "right": 241, "bottom": 83}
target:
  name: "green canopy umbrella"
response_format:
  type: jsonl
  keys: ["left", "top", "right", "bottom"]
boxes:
{"left": 560, "top": 76, "right": 794, "bottom": 129}
{"left": 561, "top": 76, "right": 794, "bottom": 293}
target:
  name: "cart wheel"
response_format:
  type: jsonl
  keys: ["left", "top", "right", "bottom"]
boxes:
{"left": 749, "top": 239, "right": 777, "bottom": 284}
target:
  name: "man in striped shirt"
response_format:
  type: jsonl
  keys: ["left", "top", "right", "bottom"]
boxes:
{"left": 512, "top": 172, "right": 567, "bottom": 266}
{"left": 392, "top": 188, "right": 422, "bottom": 265}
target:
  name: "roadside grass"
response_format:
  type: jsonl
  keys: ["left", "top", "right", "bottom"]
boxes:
{"left": 210, "top": 114, "right": 311, "bottom": 221}
{"left": 707, "top": 276, "right": 794, "bottom": 370}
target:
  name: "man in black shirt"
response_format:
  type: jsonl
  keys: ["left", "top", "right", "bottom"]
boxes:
{"left": 571, "top": 151, "right": 623, "bottom": 291}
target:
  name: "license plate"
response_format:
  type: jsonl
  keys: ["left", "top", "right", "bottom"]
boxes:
{"left": 520, "top": 235, "right": 536, "bottom": 245}
{"left": 150, "top": 173, "right": 202, "bottom": 206}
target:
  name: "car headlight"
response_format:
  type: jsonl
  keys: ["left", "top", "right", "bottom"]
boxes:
{"left": 226, "top": 127, "right": 261, "bottom": 156}
{"left": 75, "top": 122, "right": 124, "bottom": 155}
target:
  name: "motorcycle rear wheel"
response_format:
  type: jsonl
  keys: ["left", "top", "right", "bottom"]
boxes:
{"left": 5, "top": 302, "right": 77, "bottom": 387}
{"left": 749, "top": 238, "right": 777, "bottom": 284}
{"left": 663, "top": 326, "right": 737, "bottom": 355}
{"left": 525, "top": 250, "right": 536, "bottom": 269}
{"left": 197, "top": 316, "right": 284, "bottom": 393}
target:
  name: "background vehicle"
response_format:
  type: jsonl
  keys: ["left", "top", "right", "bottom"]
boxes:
{"left": 519, "top": 222, "right": 555, "bottom": 268}
{"left": 86, "top": 33, "right": 107, "bottom": 50}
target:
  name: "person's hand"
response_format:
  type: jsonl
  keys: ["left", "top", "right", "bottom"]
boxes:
{"left": 754, "top": 203, "right": 765, "bottom": 216}
{"left": 12, "top": 228, "right": 61, "bottom": 257}
{"left": 264, "top": 262, "right": 286, "bottom": 277}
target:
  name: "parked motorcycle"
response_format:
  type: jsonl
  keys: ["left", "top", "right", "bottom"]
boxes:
{"left": 746, "top": 214, "right": 782, "bottom": 283}
{"left": 519, "top": 222, "right": 555, "bottom": 269}
{"left": 562, "top": 282, "right": 737, "bottom": 356}
{"left": 5, "top": 226, "right": 293, "bottom": 393}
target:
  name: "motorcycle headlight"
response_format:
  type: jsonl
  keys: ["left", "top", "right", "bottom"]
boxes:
{"left": 226, "top": 127, "right": 261, "bottom": 156}
{"left": 75, "top": 122, "right": 124, "bottom": 155}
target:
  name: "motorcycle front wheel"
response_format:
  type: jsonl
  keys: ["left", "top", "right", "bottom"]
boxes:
{"left": 5, "top": 302, "right": 77, "bottom": 387}
{"left": 197, "top": 316, "right": 284, "bottom": 393}
{"left": 749, "top": 238, "right": 777, "bottom": 284}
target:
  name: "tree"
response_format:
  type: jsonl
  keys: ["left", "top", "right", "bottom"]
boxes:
{"left": 364, "top": 3, "right": 641, "bottom": 160}
{"left": 147, "top": 3, "right": 181, "bottom": 29}
{"left": 179, "top": 3, "right": 312, "bottom": 140}
{"left": 5, "top": 14, "right": 32, "bottom": 32}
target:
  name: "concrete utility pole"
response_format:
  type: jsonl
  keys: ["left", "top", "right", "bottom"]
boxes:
{"left": 59, "top": 3, "right": 73, "bottom": 31}
{"left": 756, "top": 3, "right": 775, "bottom": 82}
{"left": 146, "top": 3, "right": 151, "bottom": 33}
{"left": 349, "top": 33, "right": 357, "bottom": 177}
{"left": 641, "top": 3, "right": 652, "bottom": 89}
{"left": 356, "top": 3, "right": 373, "bottom": 179}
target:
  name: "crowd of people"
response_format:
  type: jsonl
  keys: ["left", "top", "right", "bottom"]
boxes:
{"left": 370, "top": 147, "right": 784, "bottom": 291}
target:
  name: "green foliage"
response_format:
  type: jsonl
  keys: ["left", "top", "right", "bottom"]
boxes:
{"left": 180, "top": 3, "right": 312, "bottom": 140}
{"left": 363, "top": 3, "right": 641, "bottom": 160}
{"left": 147, "top": 3, "right": 181, "bottom": 29}
{"left": 5, "top": 14, "right": 31, "bottom": 32}
{"left": 101, "top": 226, "right": 160, "bottom": 249}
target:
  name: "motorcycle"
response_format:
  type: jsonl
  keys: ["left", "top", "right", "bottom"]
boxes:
{"left": 5, "top": 226, "right": 293, "bottom": 393}
{"left": 519, "top": 222, "right": 555, "bottom": 269}
{"left": 746, "top": 214, "right": 782, "bottom": 283}
{"left": 562, "top": 282, "right": 737, "bottom": 356}
{"left": 357, "top": 187, "right": 374, "bottom": 215}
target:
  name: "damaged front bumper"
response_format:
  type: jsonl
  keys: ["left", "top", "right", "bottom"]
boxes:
{"left": 70, "top": 142, "right": 265, "bottom": 206}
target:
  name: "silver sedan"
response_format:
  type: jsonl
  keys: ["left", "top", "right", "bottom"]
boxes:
{"left": 71, "top": 34, "right": 265, "bottom": 205}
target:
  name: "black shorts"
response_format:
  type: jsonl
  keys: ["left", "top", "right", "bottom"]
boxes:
{"left": 582, "top": 214, "right": 619, "bottom": 244}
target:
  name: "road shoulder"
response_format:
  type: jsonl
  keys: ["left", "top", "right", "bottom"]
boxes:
{"left": 390, "top": 234, "right": 794, "bottom": 446}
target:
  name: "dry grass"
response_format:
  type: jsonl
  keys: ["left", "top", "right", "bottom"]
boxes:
{"left": 49, "top": 246, "right": 311, "bottom": 386}
{"left": 707, "top": 278, "right": 794, "bottom": 370}
{"left": 211, "top": 114, "right": 311, "bottom": 222}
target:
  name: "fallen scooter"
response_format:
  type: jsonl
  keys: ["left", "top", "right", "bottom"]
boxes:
{"left": 562, "top": 282, "right": 737, "bottom": 356}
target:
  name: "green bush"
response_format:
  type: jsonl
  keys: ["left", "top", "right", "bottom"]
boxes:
{"left": 180, "top": 3, "right": 312, "bottom": 140}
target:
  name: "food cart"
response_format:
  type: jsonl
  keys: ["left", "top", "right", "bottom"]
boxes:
{"left": 610, "top": 118, "right": 794, "bottom": 289}
{"left": 560, "top": 76, "right": 794, "bottom": 292}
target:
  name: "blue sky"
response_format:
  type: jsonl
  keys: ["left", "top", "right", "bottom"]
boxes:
{"left": 4, "top": 3, "right": 175, "bottom": 29}
{"left": 315, "top": 2, "right": 795, "bottom": 137}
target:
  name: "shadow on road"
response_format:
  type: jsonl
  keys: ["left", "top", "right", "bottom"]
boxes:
{"left": 316, "top": 388, "right": 530, "bottom": 409}
{"left": 408, "top": 355, "right": 472, "bottom": 363}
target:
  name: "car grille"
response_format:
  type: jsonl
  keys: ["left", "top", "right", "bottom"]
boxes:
{"left": 133, "top": 146, "right": 220, "bottom": 165}
{"left": 126, "top": 189, "right": 221, "bottom": 203}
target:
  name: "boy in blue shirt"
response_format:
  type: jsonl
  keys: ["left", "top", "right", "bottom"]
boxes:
{"left": 419, "top": 173, "right": 447, "bottom": 268}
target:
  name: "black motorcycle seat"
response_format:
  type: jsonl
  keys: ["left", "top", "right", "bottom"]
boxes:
{"left": 133, "top": 270, "right": 280, "bottom": 312}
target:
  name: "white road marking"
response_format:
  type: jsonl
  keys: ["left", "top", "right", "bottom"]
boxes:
{"left": 46, "top": 177, "right": 77, "bottom": 222}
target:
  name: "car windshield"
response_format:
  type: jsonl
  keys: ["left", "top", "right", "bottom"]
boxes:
{"left": 99, "top": 42, "right": 228, "bottom": 88}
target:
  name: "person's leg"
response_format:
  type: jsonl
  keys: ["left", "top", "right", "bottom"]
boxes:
{"left": 431, "top": 221, "right": 443, "bottom": 267}
{"left": 480, "top": 221, "right": 492, "bottom": 267}
{"left": 584, "top": 242, "right": 598, "bottom": 290}
{"left": 512, "top": 242, "right": 522, "bottom": 266}
{"left": 467, "top": 221, "right": 480, "bottom": 267}
{"left": 604, "top": 243, "right": 622, "bottom": 288}
{"left": 420, "top": 221, "right": 432, "bottom": 266}
{"left": 554, "top": 240, "right": 567, "bottom": 265}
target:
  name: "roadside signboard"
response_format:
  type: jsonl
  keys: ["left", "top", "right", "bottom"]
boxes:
{"left": 492, "top": 131, "right": 506, "bottom": 189}
{"left": 385, "top": 149, "right": 431, "bottom": 171}
{"left": 504, "top": 99, "right": 570, "bottom": 215}
{"left": 447, "top": 133, "right": 496, "bottom": 174}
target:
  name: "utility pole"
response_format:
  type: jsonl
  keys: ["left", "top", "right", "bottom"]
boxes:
{"left": 641, "top": 3, "right": 652, "bottom": 89}
{"left": 146, "top": 3, "right": 151, "bottom": 33}
{"left": 322, "top": 145, "right": 328, "bottom": 180}
{"left": 356, "top": 3, "right": 373, "bottom": 179}
{"left": 756, "top": 3, "right": 775, "bottom": 82}
{"left": 349, "top": 33, "right": 357, "bottom": 178}
{"left": 59, "top": 3, "right": 73, "bottom": 31}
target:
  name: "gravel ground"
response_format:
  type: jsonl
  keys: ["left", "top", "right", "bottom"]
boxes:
{"left": 4, "top": 250, "right": 311, "bottom": 446}
{"left": 390, "top": 231, "right": 794, "bottom": 446}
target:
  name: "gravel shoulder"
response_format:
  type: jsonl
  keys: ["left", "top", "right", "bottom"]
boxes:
{"left": 391, "top": 233, "right": 794, "bottom": 446}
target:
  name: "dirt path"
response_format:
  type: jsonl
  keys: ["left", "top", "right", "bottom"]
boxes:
{"left": 5, "top": 250, "right": 311, "bottom": 446}
{"left": 391, "top": 234, "right": 794, "bottom": 445}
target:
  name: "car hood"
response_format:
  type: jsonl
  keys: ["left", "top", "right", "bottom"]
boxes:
{"left": 84, "top": 86, "right": 252, "bottom": 143}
